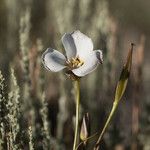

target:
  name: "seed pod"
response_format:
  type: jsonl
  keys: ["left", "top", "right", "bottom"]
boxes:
{"left": 114, "top": 43, "right": 134, "bottom": 103}
{"left": 80, "top": 113, "right": 90, "bottom": 144}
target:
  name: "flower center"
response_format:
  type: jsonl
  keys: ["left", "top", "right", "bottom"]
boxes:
{"left": 66, "top": 56, "right": 84, "bottom": 69}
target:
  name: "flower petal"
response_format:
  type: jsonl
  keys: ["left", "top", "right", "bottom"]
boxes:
{"left": 42, "top": 48, "right": 66, "bottom": 72}
{"left": 72, "top": 50, "right": 103, "bottom": 77}
{"left": 71, "top": 30, "right": 94, "bottom": 59}
{"left": 62, "top": 33, "right": 77, "bottom": 59}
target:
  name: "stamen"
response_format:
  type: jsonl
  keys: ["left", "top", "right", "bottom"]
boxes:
{"left": 66, "top": 56, "right": 84, "bottom": 69}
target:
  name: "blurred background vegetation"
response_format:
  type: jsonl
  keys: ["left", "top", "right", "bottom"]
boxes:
{"left": 0, "top": 0, "right": 150, "bottom": 149}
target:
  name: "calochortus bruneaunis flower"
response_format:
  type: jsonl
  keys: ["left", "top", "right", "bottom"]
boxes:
{"left": 42, "top": 30, "right": 103, "bottom": 77}
{"left": 42, "top": 31, "right": 103, "bottom": 150}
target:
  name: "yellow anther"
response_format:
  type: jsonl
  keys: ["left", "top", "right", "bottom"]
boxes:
{"left": 66, "top": 56, "right": 84, "bottom": 69}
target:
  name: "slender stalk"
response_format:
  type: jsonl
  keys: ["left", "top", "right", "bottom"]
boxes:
{"left": 94, "top": 44, "right": 134, "bottom": 150}
{"left": 73, "top": 79, "right": 80, "bottom": 150}
{"left": 94, "top": 102, "right": 118, "bottom": 150}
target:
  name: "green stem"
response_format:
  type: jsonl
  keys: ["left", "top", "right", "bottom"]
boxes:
{"left": 73, "top": 79, "right": 80, "bottom": 150}
{"left": 94, "top": 101, "right": 118, "bottom": 150}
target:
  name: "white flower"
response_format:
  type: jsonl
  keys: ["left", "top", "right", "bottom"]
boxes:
{"left": 42, "top": 30, "right": 103, "bottom": 77}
